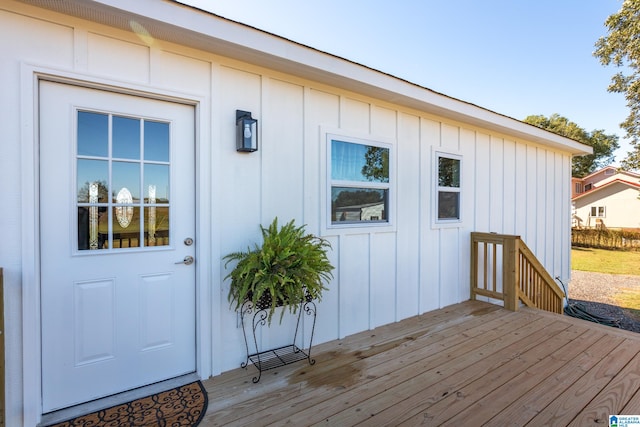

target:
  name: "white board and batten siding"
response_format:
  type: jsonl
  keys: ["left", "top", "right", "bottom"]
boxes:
{"left": 215, "top": 67, "right": 574, "bottom": 373}
{"left": 1, "top": 1, "right": 580, "bottom": 424}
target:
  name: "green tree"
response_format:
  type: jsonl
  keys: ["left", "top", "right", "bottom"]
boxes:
{"left": 524, "top": 114, "right": 619, "bottom": 177}
{"left": 594, "top": 0, "right": 640, "bottom": 171}
{"left": 361, "top": 146, "right": 389, "bottom": 183}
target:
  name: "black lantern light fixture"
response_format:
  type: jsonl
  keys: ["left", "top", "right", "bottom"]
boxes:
{"left": 236, "top": 110, "right": 258, "bottom": 152}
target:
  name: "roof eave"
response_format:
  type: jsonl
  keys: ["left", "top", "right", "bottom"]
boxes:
{"left": 19, "top": 0, "right": 593, "bottom": 155}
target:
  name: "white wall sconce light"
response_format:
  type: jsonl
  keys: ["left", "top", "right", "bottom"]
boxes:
{"left": 236, "top": 110, "right": 258, "bottom": 152}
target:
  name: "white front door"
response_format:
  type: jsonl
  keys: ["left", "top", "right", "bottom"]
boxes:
{"left": 40, "top": 81, "right": 196, "bottom": 412}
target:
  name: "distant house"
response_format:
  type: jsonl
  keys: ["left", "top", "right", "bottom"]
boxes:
{"left": 572, "top": 166, "right": 640, "bottom": 229}
{"left": 0, "top": 0, "right": 591, "bottom": 425}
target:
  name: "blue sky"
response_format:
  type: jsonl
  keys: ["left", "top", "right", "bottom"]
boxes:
{"left": 185, "top": 0, "right": 631, "bottom": 161}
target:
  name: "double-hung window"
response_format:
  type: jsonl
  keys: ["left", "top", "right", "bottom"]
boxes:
{"left": 435, "top": 151, "right": 462, "bottom": 224}
{"left": 329, "top": 136, "right": 391, "bottom": 226}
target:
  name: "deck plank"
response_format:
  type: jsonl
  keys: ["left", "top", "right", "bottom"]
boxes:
{"left": 318, "top": 318, "right": 556, "bottom": 425}
{"left": 265, "top": 312, "right": 549, "bottom": 426}
{"left": 208, "top": 306, "right": 522, "bottom": 426}
{"left": 204, "top": 301, "right": 499, "bottom": 406}
{"left": 525, "top": 337, "right": 640, "bottom": 426}
{"left": 568, "top": 346, "right": 640, "bottom": 426}
{"left": 484, "top": 331, "right": 621, "bottom": 427}
{"left": 376, "top": 318, "right": 575, "bottom": 426}
{"left": 198, "top": 301, "right": 640, "bottom": 427}
{"left": 432, "top": 326, "right": 603, "bottom": 426}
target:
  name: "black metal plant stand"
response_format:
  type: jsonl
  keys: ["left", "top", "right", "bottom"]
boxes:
{"left": 240, "top": 297, "right": 317, "bottom": 383}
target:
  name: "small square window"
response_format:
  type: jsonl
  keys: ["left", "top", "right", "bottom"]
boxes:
{"left": 435, "top": 151, "right": 462, "bottom": 224}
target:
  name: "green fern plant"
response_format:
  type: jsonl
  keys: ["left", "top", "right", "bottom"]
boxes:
{"left": 223, "top": 218, "right": 334, "bottom": 324}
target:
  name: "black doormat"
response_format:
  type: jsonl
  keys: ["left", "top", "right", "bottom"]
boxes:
{"left": 45, "top": 381, "right": 208, "bottom": 427}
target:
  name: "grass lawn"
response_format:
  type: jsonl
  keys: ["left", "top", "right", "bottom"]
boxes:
{"left": 572, "top": 247, "right": 640, "bottom": 320}
{"left": 571, "top": 247, "right": 640, "bottom": 276}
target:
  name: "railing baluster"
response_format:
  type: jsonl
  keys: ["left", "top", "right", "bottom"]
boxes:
{"left": 470, "top": 232, "right": 565, "bottom": 314}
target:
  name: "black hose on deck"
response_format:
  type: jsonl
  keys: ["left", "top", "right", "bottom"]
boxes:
{"left": 555, "top": 277, "right": 622, "bottom": 329}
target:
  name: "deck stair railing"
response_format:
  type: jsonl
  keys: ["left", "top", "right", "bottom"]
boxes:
{"left": 470, "top": 232, "right": 565, "bottom": 314}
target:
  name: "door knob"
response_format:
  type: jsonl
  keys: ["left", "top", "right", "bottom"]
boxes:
{"left": 175, "top": 255, "right": 194, "bottom": 265}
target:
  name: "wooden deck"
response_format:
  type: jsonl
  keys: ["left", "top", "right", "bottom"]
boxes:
{"left": 200, "top": 300, "right": 640, "bottom": 426}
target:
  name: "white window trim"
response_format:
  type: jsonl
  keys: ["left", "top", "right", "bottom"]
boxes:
{"left": 323, "top": 129, "right": 396, "bottom": 234}
{"left": 432, "top": 148, "right": 463, "bottom": 228}
{"left": 590, "top": 206, "right": 606, "bottom": 217}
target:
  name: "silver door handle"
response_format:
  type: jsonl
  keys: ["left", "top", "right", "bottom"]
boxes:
{"left": 175, "top": 255, "right": 194, "bottom": 265}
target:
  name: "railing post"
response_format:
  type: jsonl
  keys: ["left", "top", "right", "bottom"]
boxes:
{"left": 503, "top": 237, "right": 518, "bottom": 311}
{"left": 470, "top": 234, "right": 478, "bottom": 301}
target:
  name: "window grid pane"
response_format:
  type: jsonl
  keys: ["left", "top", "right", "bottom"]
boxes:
{"left": 77, "top": 111, "right": 171, "bottom": 251}
{"left": 330, "top": 137, "right": 391, "bottom": 225}
{"left": 332, "top": 187, "right": 387, "bottom": 223}
{"left": 436, "top": 153, "right": 462, "bottom": 223}
{"left": 438, "top": 191, "right": 460, "bottom": 220}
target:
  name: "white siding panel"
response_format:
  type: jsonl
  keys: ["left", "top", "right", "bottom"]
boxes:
{"left": 306, "top": 89, "right": 339, "bottom": 232}
{"left": 536, "top": 148, "right": 547, "bottom": 257}
{"left": 342, "top": 98, "right": 370, "bottom": 133}
{"left": 562, "top": 154, "right": 571, "bottom": 279}
{"left": 1, "top": 12, "right": 75, "bottom": 424}
{"left": 502, "top": 139, "right": 516, "bottom": 235}
{"left": 261, "top": 307, "right": 299, "bottom": 353}
{"left": 218, "top": 66, "right": 263, "bottom": 247}
{"left": 489, "top": 136, "right": 504, "bottom": 232}
{"left": 554, "top": 153, "right": 564, "bottom": 279}
{"left": 526, "top": 145, "right": 538, "bottom": 247}
{"left": 87, "top": 33, "right": 149, "bottom": 83}
{"left": 396, "top": 113, "right": 421, "bottom": 320}
{"left": 545, "top": 151, "right": 556, "bottom": 270}
{"left": 561, "top": 155, "right": 572, "bottom": 282}
{"left": 339, "top": 234, "right": 370, "bottom": 338}
{"left": 459, "top": 128, "right": 476, "bottom": 300}
{"left": 218, "top": 66, "right": 263, "bottom": 372}
{"left": 0, "top": 10, "right": 73, "bottom": 66}
{"left": 370, "top": 233, "right": 397, "bottom": 328}
{"left": 420, "top": 119, "right": 440, "bottom": 313}
{"left": 155, "top": 50, "right": 211, "bottom": 94}
{"left": 514, "top": 143, "right": 528, "bottom": 237}
{"left": 0, "top": 11, "right": 73, "bottom": 269}
{"left": 474, "top": 133, "right": 491, "bottom": 232}
{"left": 262, "top": 79, "right": 304, "bottom": 222}
{"left": 441, "top": 123, "right": 459, "bottom": 150}
{"left": 315, "top": 235, "right": 340, "bottom": 344}
{"left": 371, "top": 105, "right": 397, "bottom": 139}
{"left": 439, "top": 228, "right": 460, "bottom": 306}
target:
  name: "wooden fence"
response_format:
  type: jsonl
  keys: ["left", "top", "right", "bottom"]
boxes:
{"left": 470, "top": 232, "right": 565, "bottom": 314}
